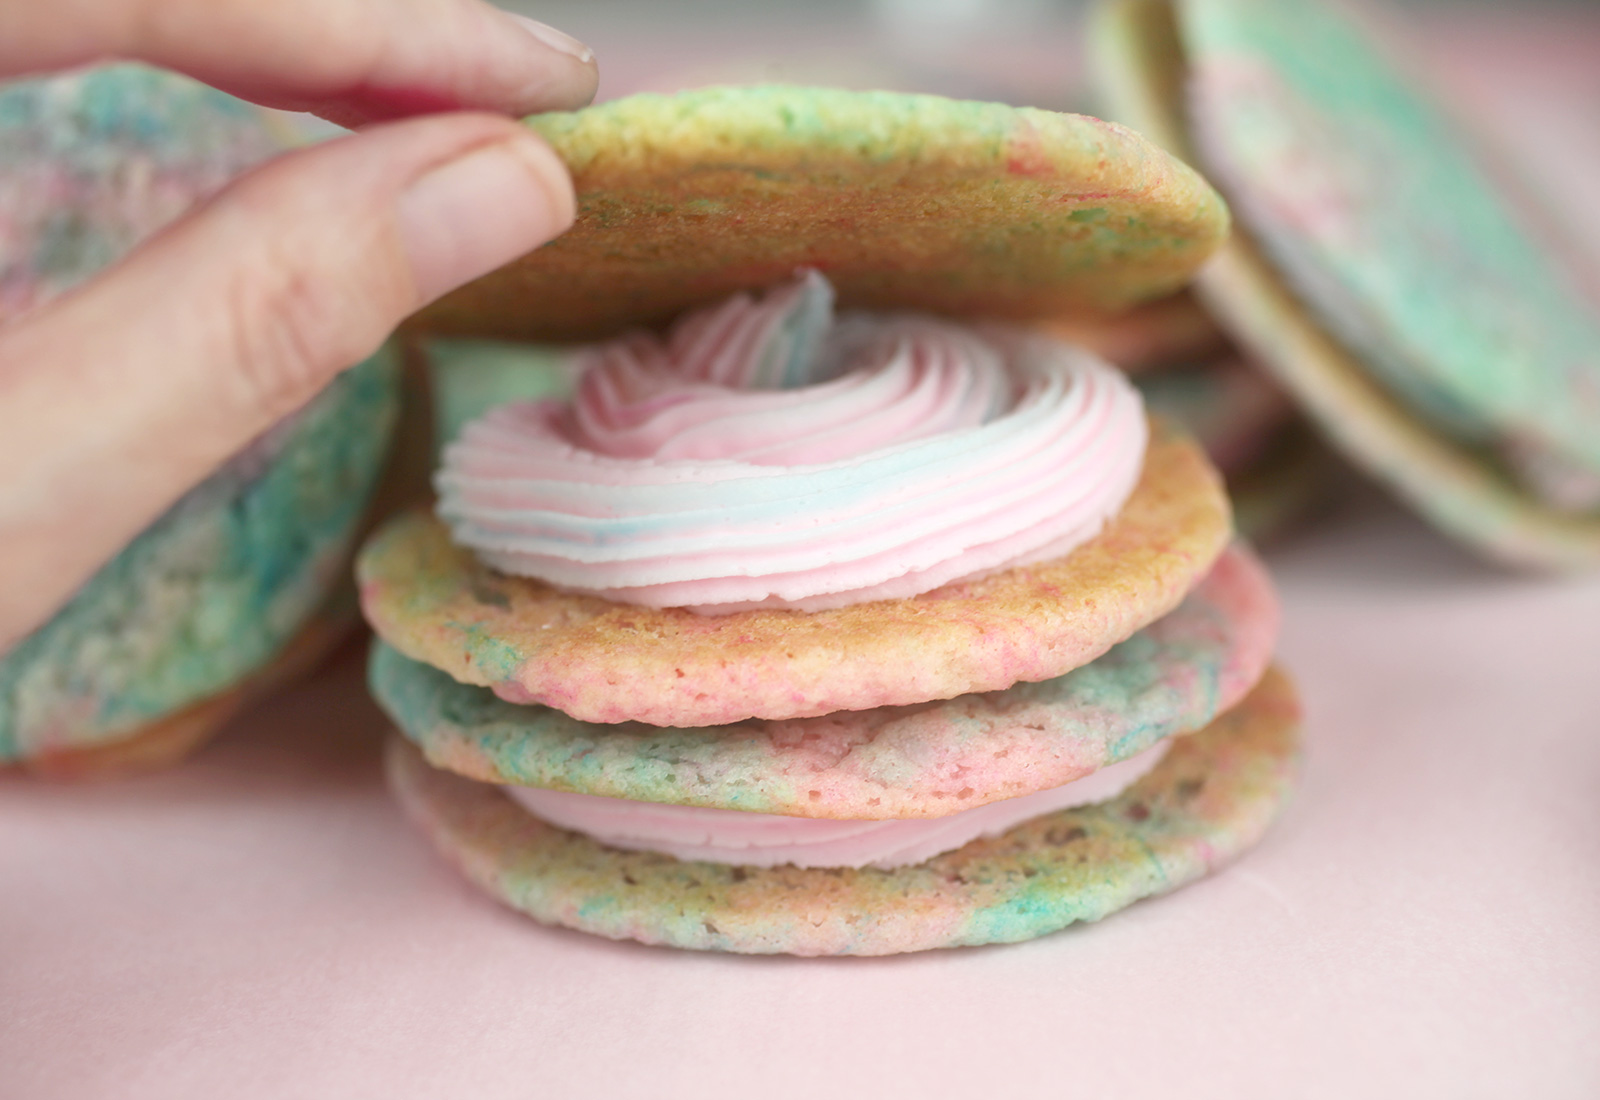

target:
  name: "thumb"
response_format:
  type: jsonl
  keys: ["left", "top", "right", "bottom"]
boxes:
{"left": 0, "top": 112, "right": 572, "bottom": 646}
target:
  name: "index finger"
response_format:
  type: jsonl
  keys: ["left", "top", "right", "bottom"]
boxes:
{"left": 0, "top": 0, "right": 598, "bottom": 126}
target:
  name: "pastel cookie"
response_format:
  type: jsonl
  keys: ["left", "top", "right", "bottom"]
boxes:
{"left": 387, "top": 665, "right": 1302, "bottom": 956}
{"left": 374, "top": 86, "right": 1294, "bottom": 954}
{"left": 1091, "top": 0, "right": 1600, "bottom": 567}
{"left": 359, "top": 419, "right": 1230, "bottom": 726}
{"left": 0, "top": 64, "right": 299, "bottom": 314}
{"left": 0, "top": 65, "right": 399, "bottom": 773}
{"left": 0, "top": 352, "right": 398, "bottom": 772}
{"left": 412, "top": 85, "right": 1230, "bottom": 342}
{"left": 373, "top": 542, "right": 1277, "bottom": 818}
{"left": 1182, "top": 0, "right": 1600, "bottom": 469}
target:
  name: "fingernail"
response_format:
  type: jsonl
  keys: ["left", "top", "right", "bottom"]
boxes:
{"left": 506, "top": 13, "right": 594, "bottom": 64}
{"left": 398, "top": 137, "right": 575, "bottom": 304}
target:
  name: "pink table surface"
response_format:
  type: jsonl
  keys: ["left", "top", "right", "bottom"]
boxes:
{"left": 4, "top": 11, "right": 1600, "bottom": 1099}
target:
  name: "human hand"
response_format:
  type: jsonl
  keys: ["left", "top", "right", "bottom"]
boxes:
{"left": 0, "top": 0, "right": 597, "bottom": 651}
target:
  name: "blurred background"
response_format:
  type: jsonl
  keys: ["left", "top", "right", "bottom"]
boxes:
{"left": 495, "top": 1, "right": 1598, "bottom": 105}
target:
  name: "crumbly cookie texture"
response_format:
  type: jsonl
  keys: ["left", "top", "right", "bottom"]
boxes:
{"left": 387, "top": 665, "right": 1301, "bottom": 956}
{"left": 0, "top": 354, "right": 398, "bottom": 765}
{"left": 413, "top": 85, "right": 1230, "bottom": 343}
{"left": 359, "top": 421, "right": 1230, "bottom": 727}
{"left": 372, "top": 542, "right": 1275, "bottom": 818}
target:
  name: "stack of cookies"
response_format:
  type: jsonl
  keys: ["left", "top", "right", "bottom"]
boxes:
{"left": 360, "top": 86, "right": 1302, "bottom": 955}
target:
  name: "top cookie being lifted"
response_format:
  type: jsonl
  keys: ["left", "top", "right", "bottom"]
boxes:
{"left": 414, "top": 86, "right": 1231, "bottom": 341}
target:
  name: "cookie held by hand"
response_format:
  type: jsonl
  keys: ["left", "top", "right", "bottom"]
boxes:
{"left": 0, "top": 66, "right": 398, "bottom": 776}
{"left": 371, "top": 86, "right": 1299, "bottom": 953}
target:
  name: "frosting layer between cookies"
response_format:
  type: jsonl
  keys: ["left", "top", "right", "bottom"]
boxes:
{"left": 437, "top": 272, "right": 1146, "bottom": 612}
{"left": 504, "top": 740, "right": 1169, "bottom": 869}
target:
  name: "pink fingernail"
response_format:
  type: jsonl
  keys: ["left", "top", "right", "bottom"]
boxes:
{"left": 507, "top": 14, "right": 595, "bottom": 64}
{"left": 397, "top": 138, "right": 575, "bottom": 304}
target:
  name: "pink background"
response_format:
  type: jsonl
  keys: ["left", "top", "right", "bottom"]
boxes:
{"left": 4, "top": 10, "right": 1599, "bottom": 1098}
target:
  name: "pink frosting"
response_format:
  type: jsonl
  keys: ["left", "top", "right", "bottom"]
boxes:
{"left": 437, "top": 271, "right": 1147, "bottom": 613}
{"left": 504, "top": 739, "right": 1170, "bottom": 870}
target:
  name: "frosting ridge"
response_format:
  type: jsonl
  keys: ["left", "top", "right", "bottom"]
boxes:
{"left": 437, "top": 272, "right": 1147, "bottom": 612}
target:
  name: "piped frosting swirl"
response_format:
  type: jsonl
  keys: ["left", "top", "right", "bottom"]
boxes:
{"left": 437, "top": 272, "right": 1147, "bottom": 613}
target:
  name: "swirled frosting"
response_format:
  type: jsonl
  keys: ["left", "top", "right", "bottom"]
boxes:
{"left": 437, "top": 271, "right": 1147, "bottom": 613}
{"left": 505, "top": 739, "right": 1169, "bottom": 870}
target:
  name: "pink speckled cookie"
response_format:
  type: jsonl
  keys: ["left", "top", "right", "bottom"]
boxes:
{"left": 386, "top": 665, "right": 1301, "bottom": 956}
{"left": 359, "top": 421, "right": 1231, "bottom": 727}
{"left": 372, "top": 543, "right": 1276, "bottom": 818}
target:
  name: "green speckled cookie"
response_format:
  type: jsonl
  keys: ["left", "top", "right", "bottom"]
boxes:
{"left": 0, "top": 66, "right": 399, "bottom": 773}
{"left": 359, "top": 421, "right": 1231, "bottom": 727}
{"left": 372, "top": 542, "right": 1277, "bottom": 818}
{"left": 413, "top": 85, "right": 1231, "bottom": 342}
{"left": 0, "top": 352, "right": 398, "bottom": 771}
{"left": 1182, "top": 0, "right": 1600, "bottom": 474}
{"left": 1091, "top": 0, "right": 1600, "bottom": 568}
{"left": 387, "top": 664, "right": 1301, "bottom": 956}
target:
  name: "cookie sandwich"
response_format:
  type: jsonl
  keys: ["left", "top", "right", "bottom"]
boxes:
{"left": 1093, "top": 0, "right": 1600, "bottom": 567}
{"left": 362, "top": 87, "right": 1302, "bottom": 955}
{"left": 0, "top": 66, "right": 399, "bottom": 777}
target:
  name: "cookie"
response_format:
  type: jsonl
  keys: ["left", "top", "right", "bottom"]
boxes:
{"left": 0, "top": 64, "right": 302, "bottom": 314}
{"left": 359, "top": 418, "right": 1229, "bottom": 726}
{"left": 0, "top": 65, "right": 399, "bottom": 771}
{"left": 373, "top": 541, "right": 1276, "bottom": 817}
{"left": 0, "top": 351, "right": 398, "bottom": 769}
{"left": 386, "top": 665, "right": 1302, "bottom": 956}
{"left": 412, "top": 85, "right": 1231, "bottom": 342}
{"left": 1090, "top": 0, "right": 1600, "bottom": 567}
{"left": 372, "top": 85, "right": 1294, "bottom": 953}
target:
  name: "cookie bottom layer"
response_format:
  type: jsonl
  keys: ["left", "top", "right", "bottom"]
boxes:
{"left": 387, "top": 665, "right": 1301, "bottom": 956}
